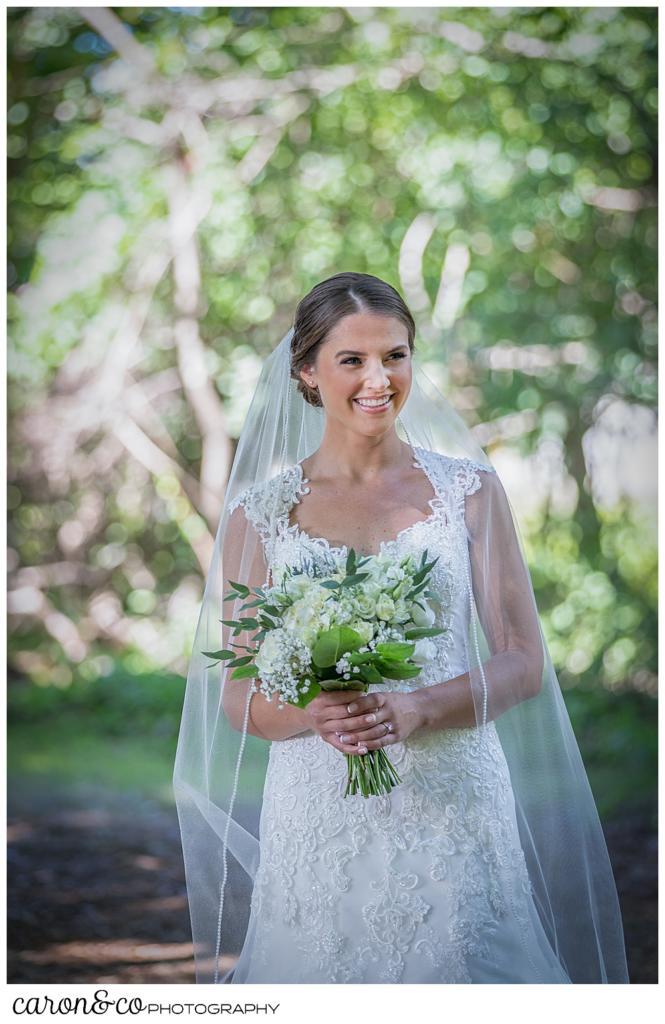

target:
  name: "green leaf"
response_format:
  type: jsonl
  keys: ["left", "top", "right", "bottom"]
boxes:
{"left": 358, "top": 662, "right": 383, "bottom": 684}
{"left": 347, "top": 650, "right": 375, "bottom": 665}
{"left": 201, "top": 648, "right": 236, "bottom": 660}
{"left": 404, "top": 626, "right": 443, "bottom": 639}
{"left": 220, "top": 618, "right": 241, "bottom": 628}
{"left": 228, "top": 579, "right": 250, "bottom": 596}
{"left": 340, "top": 572, "right": 370, "bottom": 587}
{"left": 375, "top": 641, "right": 415, "bottom": 660}
{"left": 237, "top": 617, "right": 259, "bottom": 629}
{"left": 345, "top": 548, "right": 356, "bottom": 575}
{"left": 311, "top": 625, "right": 365, "bottom": 668}
{"left": 375, "top": 658, "right": 422, "bottom": 680}
{"left": 230, "top": 664, "right": 260, "bottom": 679}
{"left": 290, "top": 680, "right": 322, "bottom": 708}
{"left": 320, "top": 580, "right": 341, "bottom": 590}
{"left": 409, "top": 580, "right": 429, "bottom": 597}
{"left": 227, "top": 655, "right": 254, "bottom": 667}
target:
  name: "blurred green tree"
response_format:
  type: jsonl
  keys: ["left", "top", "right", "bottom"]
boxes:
{"left": 7, "top": 6, "right": 656, "bottom": 742}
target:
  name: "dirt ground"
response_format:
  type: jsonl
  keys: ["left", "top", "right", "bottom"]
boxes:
{"left": 7, "top": 778, "right": 657, "bottom": 985}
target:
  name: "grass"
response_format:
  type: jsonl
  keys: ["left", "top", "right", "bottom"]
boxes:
{"left": 7, "top": 669, "right": 657, "bottom": 824}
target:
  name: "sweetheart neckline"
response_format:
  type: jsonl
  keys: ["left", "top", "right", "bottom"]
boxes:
{"left": 282, "top": 449, "right": 447, "bottom": 559}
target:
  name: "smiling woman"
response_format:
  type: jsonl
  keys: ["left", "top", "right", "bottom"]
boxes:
{"left": 173, "top": 272, "right": 628, "bottom": 986}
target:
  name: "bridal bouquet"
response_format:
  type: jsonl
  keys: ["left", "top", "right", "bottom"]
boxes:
{"left": 204, "top": 547, "right": 445, "bottom": 798}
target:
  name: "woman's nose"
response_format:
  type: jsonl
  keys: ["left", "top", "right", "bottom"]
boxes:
{"left": 365, "top": 364, "right": 390, "bottom": 389}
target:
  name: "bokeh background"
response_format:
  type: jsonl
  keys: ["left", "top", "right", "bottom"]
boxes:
{"left": 7, "top": 5, "right": 657, "bottom": 984}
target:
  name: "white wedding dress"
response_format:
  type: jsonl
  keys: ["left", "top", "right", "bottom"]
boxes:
{"left": 226, "top": 447, "right": 571, "bottom": 984}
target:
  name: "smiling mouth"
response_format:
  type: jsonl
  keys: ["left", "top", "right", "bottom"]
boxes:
{"left": 353, "top": 395, "right": 394, "bottom": 408}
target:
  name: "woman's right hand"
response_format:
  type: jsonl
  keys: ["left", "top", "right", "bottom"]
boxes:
{"left": 300, "top": 690, "right": 370, "bottom": 755}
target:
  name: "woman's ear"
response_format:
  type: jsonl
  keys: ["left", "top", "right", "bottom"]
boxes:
{"left": 300, "top": 365, "right": 316, "bottom": 387}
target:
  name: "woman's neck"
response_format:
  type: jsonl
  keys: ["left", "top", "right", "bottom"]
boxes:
{"left": 303, "top": 430, "right": 413, "bottom": 483}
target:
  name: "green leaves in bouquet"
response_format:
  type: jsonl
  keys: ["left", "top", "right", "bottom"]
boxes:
{"left": 375, "top": 640, "right": 415, "bottom": 660}
{"left": 220, "top": 616, "right": 259, "bottom": 635}
{"left": 405, "top": 549, "right": 440, "bottom": 601}
{"left": 355, "top": 662, "right": 383, "bottom": 685}
{"left": 320, "top": 547, "right": 372, "bottom": 591}
{"left": 346, "top": 546, "right": 372, "bottom": 575}
{"left": 403, "top": 626, "right": 444, "bottom": 640}
{"left": 223, "top": 580, "right": 250, "bottom": 599}
{"left": 201, "top": 648, "right": 259, "bottom": 677}
{"left": 290, "top": 678, "right": 322, "bottom": 709}
{"left": 229, "top": 664, "right": 260, "bottom": 680}
{"left": 202, "top": 647, "right": 236, "bottom": 670}
{"left": 375, "top": 658, "right": 422, "bottom": 680}
{"left": 311, "top": 625, "right": 365, "bottom": 668}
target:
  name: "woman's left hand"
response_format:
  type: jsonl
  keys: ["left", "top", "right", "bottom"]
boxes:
{"left": 331, "top": 691, "right": 424, "bottom": 754}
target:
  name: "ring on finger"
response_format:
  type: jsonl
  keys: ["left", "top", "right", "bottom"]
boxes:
{"left": 382, "top": 721, "right": 393, "bottom": 735}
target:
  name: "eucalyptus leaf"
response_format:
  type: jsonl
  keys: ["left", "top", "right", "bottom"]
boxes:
{"left": 228, "top": 580, "right": 250, "bottom": 596}
{"left": 341, "top": 572, "right": 370, "bottom": 587}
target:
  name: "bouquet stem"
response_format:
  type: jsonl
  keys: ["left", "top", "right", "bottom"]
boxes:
{"left": 344, "top": 748, "right": 402, "bottom": 798}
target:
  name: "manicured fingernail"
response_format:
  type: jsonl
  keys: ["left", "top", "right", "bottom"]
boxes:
{"left": 365, "top": 713, "right": 376, "bottom": 723}
{"left": 347, "top": 703, "right": 358, "bottom": 713}
{"left": 358, "top": 745, "right": 368, "bottom": 754}
{"left": 340, "top": 734, "right": 350, "bottom": 743}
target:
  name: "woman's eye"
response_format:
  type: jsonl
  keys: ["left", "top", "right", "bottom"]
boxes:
{"left": 341, "top": 353, "right": 407, "bottom": 365}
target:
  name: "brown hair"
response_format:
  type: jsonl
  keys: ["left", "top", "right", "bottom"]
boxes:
{"left": 290, "top": 272, "right": 416, "bottom": 408}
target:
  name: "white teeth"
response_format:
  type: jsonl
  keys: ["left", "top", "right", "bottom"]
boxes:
{"left": 355, "top": 396, "right": 392, "bottom": 408}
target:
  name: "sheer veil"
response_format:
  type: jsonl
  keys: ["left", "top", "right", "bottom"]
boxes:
{"left": 172, "top": 325, "right": 629, "bottom": 985}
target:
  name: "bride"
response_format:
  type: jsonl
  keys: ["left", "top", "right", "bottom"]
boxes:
{"left": 173, "top": 272, "right": 629, "bottom": 985}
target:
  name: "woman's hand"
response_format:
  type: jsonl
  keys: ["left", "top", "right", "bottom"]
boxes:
{"left": 302, "top": 689, "right": 424, "bottom": 755}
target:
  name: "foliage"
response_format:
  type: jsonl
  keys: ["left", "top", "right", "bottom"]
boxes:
{"left": 7, "top": 7, "right": 657, "bottom": 808}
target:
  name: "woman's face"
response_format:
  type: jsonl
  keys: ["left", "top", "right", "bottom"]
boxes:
{"left": 301, "top": 313, "right": 412, "bottom": 436}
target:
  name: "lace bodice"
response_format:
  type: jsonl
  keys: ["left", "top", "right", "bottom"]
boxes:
{"left": 228, "top": 446, "right": 496, "bottom": 692}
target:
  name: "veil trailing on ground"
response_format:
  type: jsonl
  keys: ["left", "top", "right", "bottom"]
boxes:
{"left": 172, "top": 326, "right": 629, "bottom": 985}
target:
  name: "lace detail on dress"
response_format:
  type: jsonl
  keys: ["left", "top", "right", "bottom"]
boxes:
{"left": 250, "top": 723, "right": 539, "bottom": 983}
{"left": 226, "top": 464, "right": 310, "bottom": 566}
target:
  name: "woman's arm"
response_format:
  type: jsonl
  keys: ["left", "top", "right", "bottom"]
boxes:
{"left": 219, "top": 503, "right": 311, "bottom": 741}
{"left": 409, "top": 467, "right": 544, "bottom": 733}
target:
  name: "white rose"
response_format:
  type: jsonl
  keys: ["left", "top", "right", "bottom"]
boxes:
{"left": 352, "top": 592, "right": 375, "bottom": 618}
{"left": 412, "top": 638, "right": 437, "bottom": 665}
{"left": 349, "top": 618, "right": 374, "bottom": 645}
{"left": 410, "top": 600, "right": 436, "bottom": 628}
{"left": 375, "top": 594, "right": 396, "bottom": 621}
